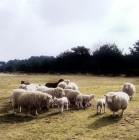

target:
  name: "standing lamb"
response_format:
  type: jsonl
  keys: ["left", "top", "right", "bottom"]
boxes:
{"left": 36, "top": 86, "right": 65, "bottom": 98}
{"left": 96, "top": 97, "right": 106, "bottom": 114}
{"left": 53, "top": 97, "right": 70, "bottom": 113}
{"left": 64, "top": 89, "right": 81, "bottom": 105}
{"left": 45, "top": 79, "right": 64, "bottom": 88}
{"left": 76, "top": 94, "right": 95, "bottom": 108}
{"left": 105, "top": 92, "right": 130, "bottom": 117}
{"left": 17, "top": 91, "right": 53, "bottom": 116}
{"left": 122, "top": 82, "right": 136, "bottom": 100}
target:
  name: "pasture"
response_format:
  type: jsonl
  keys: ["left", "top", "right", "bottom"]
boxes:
{"left": 0, "top": 73, "right": 139, "bottom": 140}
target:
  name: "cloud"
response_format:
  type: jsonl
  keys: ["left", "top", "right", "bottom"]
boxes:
{"left": 0, "top": 0, "right": 138, "bottom": 62}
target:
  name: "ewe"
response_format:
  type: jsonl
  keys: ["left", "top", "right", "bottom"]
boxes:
{"left": 105, "top": 92, "right": 130, "bottom": 117}
{"left": 122, "top": 82, "right": 136, "bottom": 100}
{"left": 45, "top": 79, "right": 64, "bottom": 88}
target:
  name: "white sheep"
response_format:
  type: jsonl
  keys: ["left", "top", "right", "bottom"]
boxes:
{"left": 36, "top": 86, "right": 65, "bottom": 98}
{"left": 53, "top": 97, "right": 70, "bottom": 113}
{"left": 18, "top": 84, "right": 39, "bottom": 91}
{"left": 10, "top": 89, "right": 28, "bottom": 113}
{"left": 96, "top": 97, "right": 106, "bottom": 114}
{"left": 65, "top": 82, "right": 78, "bottom": 90}
{"left": 105, "top": 91, "right": 130, "bottom": 117}
{"left": 17, "top": 91, "right": 53, "bottom": 116}
{"left": 57, "top": 80, "right": 69, "bottom": 89}
{"left": 64, "top": 89, "right": 81, "bottom": 104}
{"left": 122, "top": 82, "right": 136, "bottom": 100}
{"left": 76, "top": 94, "right": 95, "bottom": 108}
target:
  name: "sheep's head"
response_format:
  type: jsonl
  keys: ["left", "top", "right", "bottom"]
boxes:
{"left": 18, "top": 84, "right": 28, "bottom": 90}
{"left": 105, "top": 93, "right": 116, "bottom": 103}
{"left": 90, "top": 94, "right": 95, "bottom": 100}
{"left": 56, "top": 87, "right": 65, "bottom": 97}
{"left": 122, "top": 82, "right": 136, "bottom": 93}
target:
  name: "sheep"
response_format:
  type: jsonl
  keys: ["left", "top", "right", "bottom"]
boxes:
{"left": 104, "top": 92, "right": 130, "bottom": 117}
{"left": 18, "top": 84, "right": 39, "bottom": 91}
{"left": 96, "top": 97, "right": 106, "bottom": 114}
{"left": 17, "top": 91, "right": 53, "bottom": 116}
{"left": 65, "top": 82, "right": 78, "bottom": 90}
{"left": 53, "top": 97, "right": 70, "bottom": 113}
{"left": 10, "top": 89, "right": 28, "bottom": 113}
{"left": 76, "top": 94, "right": 95, "bottom": 108}
{"left": 45, "top": 79, "right": 64, "bottom": 88}
{"left": 57, "top": 80, "right": 70, "bottom": 89}
{"left": 36, "top": 86, "right": 65, "bottom": 98}
{"left": 122, "top": 82, "right": 136, "bottom": 100}
{"left": 64, "top": 89, "right": 81, "bottom": 105}
{"left": 21, "top": 81, "right": 30, "bottom": 85}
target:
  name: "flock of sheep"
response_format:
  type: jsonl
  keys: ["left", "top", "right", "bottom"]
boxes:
{"left": 10, "top": 79, "right": 136, "bottom": 117}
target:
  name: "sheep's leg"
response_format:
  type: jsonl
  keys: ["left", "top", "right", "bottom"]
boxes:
{"left": 27, "top": 109, "right": 31, "bottom": 116}
{"left": 76, "top": 101, "right": 80, "bottom": 108}
{"left": 96, "top": 106, "right": 99, "bottom": 114}
{"left": 35, "top": 110, "right": 38, "bottom": 116}
{"left": 13, "top": 106, "right": 16, "bottom": 114}
{"left": 58, "top": 105, "right": 60, "bottom": 112}
{"left": 18, "top": 106, "right": 21, "bottom": 113}
{"left": 113, "top": 111, "right": 115, "bottom": 117}
{"left": 120, "top": 109, "right": 124, "bottom": 116}
{"left": 61, "top": 105, "right": 64, "bottom": 113}
{"left": 66, "top": 103, "right": 68, "bottom": 110}
{"left": 104, "top": 105, "right": 106, "bottom": 113}
{"left": 80, "top": 102, "right": 83, "bottom": 108}
{"left": 100, "top": 108, "right": 102, "bottom": 115}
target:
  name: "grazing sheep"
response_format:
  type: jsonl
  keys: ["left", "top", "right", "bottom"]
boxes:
{"left": 45, "top": 79, "right": 64, "bottom": 88}
{"left": 122, "top": 82, "right": 136, "bottom": 100}
{"left": 64, "top": 89, "right": 81, "bottom": 105}
{"left": 96, "top": 97, "right": 106, "bottom": 114}
{"left": 65, "top": 82, "right": 78, "bottom": 90}
{"left": 76, "top": 94, "right": 95, "bottom": 108}
{"left": 105, "top": 92, "right": 130, "bottom": 117}
{"left": 18, "top": 84, "right": 39, "bottom": 91}
{"left": 53, "top": 97, "right": 70, "bottom": 113}
{"left": 17, "top": 91, "right": 53, "bottom": 116}
{"left": 21, "top": 81, "right": 30, "bottom": 85}
{"left": 36, "top": 86, "right": 65, "bottom": 98}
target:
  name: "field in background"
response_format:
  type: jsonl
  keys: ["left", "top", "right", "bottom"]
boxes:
{"left": 0, "top": 73, "right": 139, "bottom": 140}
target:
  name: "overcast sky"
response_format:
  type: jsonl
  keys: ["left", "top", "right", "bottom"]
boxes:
{"left": 0, "top": 0, "right": 139, "bottom": 62}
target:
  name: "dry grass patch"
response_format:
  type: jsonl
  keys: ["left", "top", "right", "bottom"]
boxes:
{"left": 0, "top": 74, "right": 139, "bottom": 140}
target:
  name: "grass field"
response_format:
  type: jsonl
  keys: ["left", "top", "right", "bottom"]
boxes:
{"left": 0, "top": 73, "right": 139, "bottom": 140}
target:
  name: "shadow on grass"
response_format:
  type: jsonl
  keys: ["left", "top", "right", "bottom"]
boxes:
{"left": 0, "top": 113, "right": 34, "bottom": 124}
{"left": 0, "top": 101, "right": 13, "bottom": 113}
{"left": 88, "top": 115, "right": 122, "bottom": 130}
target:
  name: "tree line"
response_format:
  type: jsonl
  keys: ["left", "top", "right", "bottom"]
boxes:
{"left": 0, "top": 40, "right": 139, "bottom": 76}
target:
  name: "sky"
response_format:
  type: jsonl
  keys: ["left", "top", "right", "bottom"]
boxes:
{"left": 0, "top": 0, "right": 139, "bottom": 62}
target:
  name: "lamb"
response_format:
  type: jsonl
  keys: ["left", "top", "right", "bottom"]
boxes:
{"left": 65, "top": 82, "right": 78, "bottom": 90}
{"left": 76, "top": 94, "right": 95, "bottom": 108}
{"left": 96, "top": 97, "right": 106, "bottom": 114}
{"left": 17, "top": 91, "right": 53, "bottom": 116}
{"left": 64, "top": 89, "right": 81, "bottom": 105}
{"left": 18, "top": 84, "right": 39, "bottom": 91}
{"left": 104, "top": 92, "right": 130, "bottom": 117}
{"left": 53, "top": 97, "right": 70, "bottom": 113}
{"left": 122, "top": 82, "right": 136, "bottom": 100}
{"left": 45, "top": 79, "right": 64, "bottom": 88}
{"left": 36, "top": 86, "right": 65, "bottom": 98}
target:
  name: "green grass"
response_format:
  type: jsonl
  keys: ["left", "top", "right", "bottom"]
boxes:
{"left": 0, "top": 73, "right": 139, "bottom": 140}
